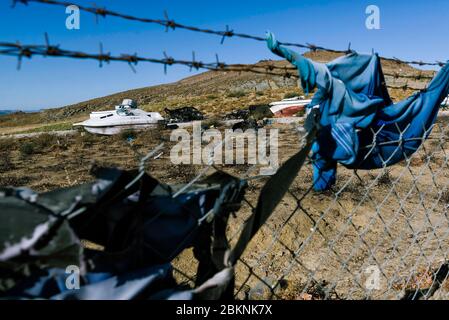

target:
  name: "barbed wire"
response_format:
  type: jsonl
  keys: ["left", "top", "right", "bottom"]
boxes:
{"left": 0, "top": 38, "right": 429, "bottom": 91}
{"left": 12, "top": 0, "right": 447, "bottom": 68}
{"left": 251, "top": 63, "right": 435, "bottom": 82}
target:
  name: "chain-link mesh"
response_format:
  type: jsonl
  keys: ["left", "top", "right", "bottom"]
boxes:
{"left": 3, "top": 104, "right": 449, "bottom": 300}
{"left": 209, "top": 113, "right": 449, "bottom": 300}
{"left": 2, "top": 85, "right": 448, "bottom": 300}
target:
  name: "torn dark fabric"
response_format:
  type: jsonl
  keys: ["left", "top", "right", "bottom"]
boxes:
{"left": 4, "top": 264, "right": 192, "bottom": 300}
{"left": 0, "top": 167, "right": 247, "bottom": 300}
{"left": 267, "top": 32, "right": 449, "bottom": 191}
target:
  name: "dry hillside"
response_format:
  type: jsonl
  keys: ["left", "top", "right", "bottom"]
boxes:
{"left": 0, "top": 51, "right": 436, "bottom": 134}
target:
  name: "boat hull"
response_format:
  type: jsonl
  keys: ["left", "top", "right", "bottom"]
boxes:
{"left": 82, "top": 124, "right": 158, "bottom": 135}
{"left": 269, "top": 98, "right": 311, "bottom": 118}
{"left": 73, "top": 109, "right": 164, "bottom": 135}
{"left": 271, "top": 105, "right": 306, "bottom": 117}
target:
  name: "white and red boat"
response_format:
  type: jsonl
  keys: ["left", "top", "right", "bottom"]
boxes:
{"left": 269, "top": 96, "right": 312, "bottom": 117}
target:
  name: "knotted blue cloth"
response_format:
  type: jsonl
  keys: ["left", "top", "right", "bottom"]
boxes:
{"left": 267, "top": 32, "right": 449, "bottom": 191}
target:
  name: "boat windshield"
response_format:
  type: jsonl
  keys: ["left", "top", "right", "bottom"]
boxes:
{"left": 116, "top": 105, "right": 134, "bottom": 116}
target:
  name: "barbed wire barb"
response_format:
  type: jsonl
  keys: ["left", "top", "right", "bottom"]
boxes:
{"left": 164, "top": 10, "right": 176, "bottom": 32}
{"left": 221, "top": 25, "right": 234, "bottom": 44}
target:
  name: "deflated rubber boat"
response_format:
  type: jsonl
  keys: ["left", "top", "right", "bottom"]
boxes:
{"left": 73, "top": 99, "right": 164, "bottom": 135}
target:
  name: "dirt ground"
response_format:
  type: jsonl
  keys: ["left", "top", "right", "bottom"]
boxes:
{"left": 1, "top": 118, "right": 449, "bottom": 300}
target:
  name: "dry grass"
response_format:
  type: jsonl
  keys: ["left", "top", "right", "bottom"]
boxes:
{"left": 1, "top": 120, "right": 449, "bottom": 300}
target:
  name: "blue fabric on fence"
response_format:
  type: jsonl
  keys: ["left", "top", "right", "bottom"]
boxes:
{"left": 267, "top": 32, "right": 449, "bottom": 191}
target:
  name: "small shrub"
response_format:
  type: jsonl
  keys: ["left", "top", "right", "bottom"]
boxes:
{"left": 135, "top": 129, "right": 164, "bottom": 146}
{"left": 0, "top": 151, "right": 14, "bottom": 171}
{"left": 57, "top": 136, "right": 69, "bottom": 151}
{"left": 0, "top": 138, "right": 16, "bottom": 152}
{"left": 33, "top": 133, "right": 57, "bottom": 150}
{"left": 284, "top": 92, "right": 301, "bottom": 99}
{"left": 20, "top": 142, "right": 35, "bottom": 157}
{"left": 377, "top": 170, "right": 391, "bottom": 185}
{"left": 227, "top": 90, "right": 247, "bottom": 98}
{"left": 76, "top": 132, "right": 97, "bottom": 147}
{"left": 420, "top": 152, "right": 437, "bottom": 164}
{"left": 120, "top": 129, "right": 137, "bottom": 141}
{"left": 0, "top": 175, "right": 31, "bottom": 187}
{"left": 206, "top": 94, "right": 218, "bottom": 100}
{"left": 441, "top": 189, "right": 449, "bottom": 204}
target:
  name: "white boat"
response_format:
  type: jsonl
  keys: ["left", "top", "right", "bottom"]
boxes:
{"left": 73, "top": 99, "right": 164, "bottom": 135}
{"left": 269, "top": 96, "right": 312, "bottom": 117}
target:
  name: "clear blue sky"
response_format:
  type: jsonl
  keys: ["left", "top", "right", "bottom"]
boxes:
{"left": 1, "top": 0, "right": 448, "bottom": 110}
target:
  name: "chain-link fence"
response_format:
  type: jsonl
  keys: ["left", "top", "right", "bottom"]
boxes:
{"left": 216, "top": 114, "right": 449, "bottom": 300}
{"left": 2, "top": 98, "right": 449, "bottom": 301}
{"left": 166, "top": 112, "right": 449, "bottom": 300}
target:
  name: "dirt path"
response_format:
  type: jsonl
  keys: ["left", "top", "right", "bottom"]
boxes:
{"left": 0, "top": 130, "right": 78, "bottom": 139}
